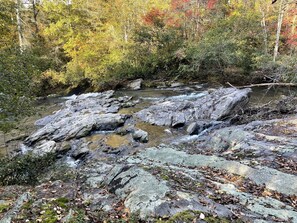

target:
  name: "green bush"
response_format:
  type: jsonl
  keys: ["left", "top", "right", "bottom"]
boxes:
{"left": 110, "top": 25, "right": 183, "bottom": 81}
{"left": 178, "top": 12, "right": 262, "bottom": 79}
{"left": 0, "top": 152, "right": 56, "bottom": 186}
{"left": 0, "top": 48, "right": 37, "bottom": 132}
{"left": 253, "top": 55, "right": 297, "bottom": 83}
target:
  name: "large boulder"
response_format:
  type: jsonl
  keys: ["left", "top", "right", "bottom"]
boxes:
{"left": 25, "top": 113, "right": 128, "bottom": 145}
{"left": 26, "top": 91, "right": 133, "bottom": 146}
{"left": 136, "top": 88, "right": 251, "bottom": 126}
{"left": 35, "top": 91, "right": 132, "bottom": 126}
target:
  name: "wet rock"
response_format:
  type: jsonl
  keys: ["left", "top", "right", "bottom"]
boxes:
{"left": 26, "top": 113, "right": 128, "bottom": 146}
{"left": 132, "top": 129, "right": 149, "bottom": 143}
{"left": 127, "top": 79, "right": 143, "bottom": 90}
{"left": 136, "top": 88, "right": 251, "bottom": 127}
{"left": 27, "top": 90, "right": 134, "bottom": 150}
{"left": 32, "top": 140, "right": 57, "bottom": 156}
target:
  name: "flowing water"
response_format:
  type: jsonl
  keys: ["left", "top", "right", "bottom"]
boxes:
{"left": 1, "top": 85, "right": 297, "bottom": 157}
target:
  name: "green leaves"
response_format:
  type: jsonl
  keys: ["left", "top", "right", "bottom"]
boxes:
{"left": 0, "top": 48, "right": 36, "bottom": 132}
{"left": 0, "top": 152, "right": 56, "bottom": 186}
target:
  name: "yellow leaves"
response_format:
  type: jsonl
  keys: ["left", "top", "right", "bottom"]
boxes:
{"left": 43, "top": 70, "right": 67, "bottom": 85}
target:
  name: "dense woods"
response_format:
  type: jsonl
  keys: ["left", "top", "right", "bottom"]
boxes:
{"left": 1, "top": 0, "right": 297, "bottom": 127}
{"left": 2, "top": 0, "right": 297, "bottom": 87}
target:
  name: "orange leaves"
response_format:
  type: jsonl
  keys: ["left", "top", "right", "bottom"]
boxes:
{"left": 171, "top": 0, "right": 190, "bottom": 11}
{"left": 207, "top": 0, "right": 218, "bottom": 10}
{"left": 143, "top": 8, "right": 166, "bottom": 26}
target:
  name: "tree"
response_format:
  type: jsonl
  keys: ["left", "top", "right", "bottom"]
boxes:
{"left": 273, "top": 0, "right": 288, "bottom": 62}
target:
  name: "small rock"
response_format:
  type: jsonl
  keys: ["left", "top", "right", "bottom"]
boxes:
{"left": 164, "top": 129, "right": 172, "bottom": 134}
{"left": 71, "top": 145, "right": 90, "bottom": 159}
{"left": 172, "top": 113, "right": 186, "bottom": 128}
{"left": 186, "top": 121, "right": 211, "bottom": 135}
{"left": 187, "top": 122, "right": 198, "bottom": 135}
{"left": 32, "top": 140, "right": 57, "bottom": 156}
{"left": 199, "top": 213, "right": 205, "bottom": 219}
{"left": 170, "top": 82, "right": 184, "bottom": 88}
{"left": 127, "top": 79, "right": 143, "bottom": 90}
{"left": 132, "top": 129, "right": 149, "bottom": 143}
{"left": 116, "top": 125, "right": 134, "bottom": 136}
{"left": 58, "top": 142, "right": 72, "bottom": 155}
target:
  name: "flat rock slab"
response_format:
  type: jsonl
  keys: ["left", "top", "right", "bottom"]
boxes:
{"left": 25, "top": 113, "right": 128, "bottom": 145}
{"left": 106, "top": 165, "right": 170, "bottom": 219}
{"left": 203, "top": 118, "right": 297, "bottom": 154}
{"left": 215, "top": 182, "right": 297, "bottom": 222}
{"left": 35, "top": 91, "right": 132, "bottom": 126}
{"left": 136, "top": 88, "right": 251, "bottom": 126}
{"left": 129, "top": 146, "right": 297, "bottom": 196}
{"left": 104, "top": 164, "right": 233, "bottom": 219}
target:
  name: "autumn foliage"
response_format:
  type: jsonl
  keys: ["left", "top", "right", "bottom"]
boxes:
{"left": 2, "top": 0, "right": 297, "bottom": 93}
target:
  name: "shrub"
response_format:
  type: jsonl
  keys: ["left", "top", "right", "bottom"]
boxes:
{"left": 0, "top": 152, "right": 56, "bottom": 186}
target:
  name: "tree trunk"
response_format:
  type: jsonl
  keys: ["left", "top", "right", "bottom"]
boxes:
{"left": 260, "top": 3, "right": 268, "bottom": 55}
{"left": 32, "top": 0, "right": 39, "bottom": 34}
{"left": 273, "top": 0, "right": 287, "bottom": 62}
{"left": 124, "top": 25, "right": 128, "bottom": 43}
{"left": 15, "top": 0, "right": 25, "bottom": 52}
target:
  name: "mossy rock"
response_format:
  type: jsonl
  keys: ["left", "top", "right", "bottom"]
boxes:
{"left": 157, "top": 210, "right": 234, "bottom": 223}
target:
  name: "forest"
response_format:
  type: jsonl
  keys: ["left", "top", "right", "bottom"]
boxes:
{"left": 2, "top": 1, "right": 297, "bottom": 222}
{"left": 1, "top": 0, "right": 297, "bottom": 126}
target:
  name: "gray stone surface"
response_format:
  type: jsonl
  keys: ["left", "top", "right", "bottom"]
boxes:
{"left": 136, "top": 88, "right": 251, "bottom": 126}
{"left": 6, "top": 87, "right": 297, "bottom": 222}
{"left": 127, "top": 79, "right": 143, "bottom": 90}
{"left": 26, "top": 113, "right": 128, "bottom": 145}
{"left": 129, "top": 146, "right": 297, "bottom": 196}
{"left": 132, "top": 129, "right": 149, "bottom": 143}
{"left": 203, "top": 118, "right": 297, "bottom": 154}
{"left": 25, "top": 91, "right": 135, "bottom": 156}
{"left": 216, "top": 182, "right": 297, "bottom": 222}
{"left": 0, "top": 192, "right": 31, "bottom": 223}
{"left": 186, "top": 120, "right": 216, "bottom": 135}
{"left": 35, "top": 91, "right": 117, "bottom": 126}
{"left": 32, "top": 140, "right": 57, "bottom": 156}
{"left": 106, "top": 165, "right": 170, "bottom": 219}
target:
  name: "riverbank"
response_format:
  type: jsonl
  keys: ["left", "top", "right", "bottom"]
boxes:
{"left": 1, "top": 85, "right": 297, "bottom": 222}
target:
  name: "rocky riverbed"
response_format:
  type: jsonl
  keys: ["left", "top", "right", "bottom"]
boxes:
{"left": 1, "top": 85, "right": 297, "bottom": 222}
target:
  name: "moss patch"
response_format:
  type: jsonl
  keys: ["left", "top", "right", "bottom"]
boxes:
{"left": 0, "top": 203, "right": 10, "bottom": 213}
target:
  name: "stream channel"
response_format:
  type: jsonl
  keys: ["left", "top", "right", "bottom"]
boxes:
{"left": 1, "top": 84, "right": 295, "bottom": 157}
